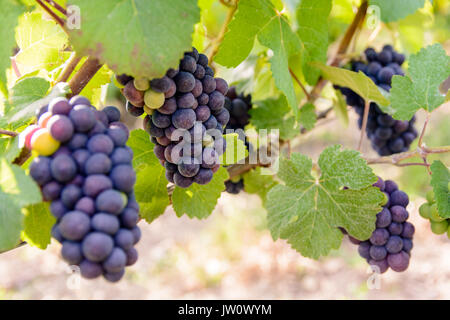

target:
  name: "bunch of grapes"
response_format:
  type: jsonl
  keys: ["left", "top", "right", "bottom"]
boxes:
{"left": 26, "top": 95, "right": 140, "bottom": 282}
{"left": 223, "top": 86, "right": 253, "bottom": 194}
{"left": 419, "top": 190, "right": 450, "bottom": 238}
{"left": 115, "top": 48, "right": 230, "bottom": 188}
{"left": 338, "top": 45, "right": 418, "bottom": 156}
{"left": 347, "top": 177, "right": 415, "bottom": 273}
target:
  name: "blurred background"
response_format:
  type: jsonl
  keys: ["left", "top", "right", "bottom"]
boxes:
{"left": 0, "top": 0, "right": 449, "bottom": 299}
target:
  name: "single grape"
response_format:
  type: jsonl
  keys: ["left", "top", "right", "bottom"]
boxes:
{"left": 110, "top": 164, "right": 136, "bottom": 193}
{"left": 59, "top": 211, "right": 91, "bottom": 241}
{"left": 91, "top": 213, "right": 120, "bottom": 235}
{"left": 115, "top": 229, "right": 134, "bottom": 250}
{"left": 95, "top": 189, "right": 126, "bottom": 215}
{"left": 50, "top": 154, "right": 77, "bottom": 183}
{"left": 82, "top": 232, "right": 114, "bottom": 262}
{"left": 85, "top": 153, "right": 112, "bottom": 175}
{"left": 69, "top": 105, "right": 96, "bottom": 132}
{"left": 82, "top": 174, "right": 113, "bottom": 197}
{"left": 61, "top": 241, "right": 83, "bottom": 265}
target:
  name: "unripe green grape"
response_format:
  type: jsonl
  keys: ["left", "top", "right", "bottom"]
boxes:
{"left": 430, "top": 204, "right": 445, "bottom": 222}
{"left": 133, "top": 77, "right": 150, "bottom": 91}
{"left": 202, "top": 134, "right": 214, "bottom": 147}
{"left": 447, "top": 224, "right": 450, "bottom": 239}
{"left": 430, "top": 220, "right": 448, "bottom": 235}
{"left": 144, "top": 89, "right": 165, "bottom": 109}
{"left": 381, "top": 192, "right": 389, "bottom": 206}
{"left": 426, "top": 190, "right": 435, "bottom": 204}
{"left": 419, "top": 203, "right": 431, "bottom": 219}
{"left": 143, "top": 105, "right": 154, "bottom": 115}
{"left": 230, "top": 175, "right": 241, "bottom": 183}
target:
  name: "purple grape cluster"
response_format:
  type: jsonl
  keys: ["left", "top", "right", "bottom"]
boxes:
{"left": 223, "top": 87, "right": 253, "bottom": 194}
{"left": 338, "top": 45, "right": 417, "bottom": 156}
{"left": 117, "top": 48, "right": 230, "bottom": 188}
{"left": 30, "top": 96, "right": 140, "bottom": 282}
{"left": 348, "top": 177, "right": 415, "bottom": 273}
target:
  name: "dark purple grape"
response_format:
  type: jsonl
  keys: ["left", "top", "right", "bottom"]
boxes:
{"left": 368, "top": 258, "right": 389, "bottom": 273}
{"left": 204, "top": 66, "right": 214, "bottom": 76}
{"left": 75, "top": 197, "right": 95, "bottom": 216}
{"left": 47, "top": 115, "right": 74, "bottom": 142}
{"left": 215, "top": 108, "right": 230, "bottom": 126}
{"left": 59, "top": 211, "right": 90, "bottom": 241}
{"left": 390, "top": 190, "right": 409, "bottom": 207}
{"left": 82, "top": 232, "right": 114, "bottom": 262}
{"left": 198, "top": 53, "right": 208, "bottom": 67}
{"left": 111, "top": 147, "right": 132, "bottom": 165}
{"left": 378, "top": 50, "right": 393, "bottom": 65}
{"left": 191, "top": 79, "right": 203, "bottom": 97}
{"left": 68, "top": 133, "right": 88, "bottom": 150}
{"left": 202, "top": 75, "right": 216, "bottom": 94}
{"left": 401, "top": 222, "right": 415, "bottom": 239}
{"left": 369, "top": 245, "right": 387, "bottom": 261}
{"left": 358, "top": 241, "right": 371, "bottom": 260}
{"left": 85, "top": 153, "right": 112, "bottom": 175}
{"left": 193, "top": 168, "right": 213, "bottom": 185}
{"left": 80, "top": 260, "right": 103, "bottom": 279}
{"left": 42, "top": 180, "right": 62, "bottom": 201}
{"left": 159, "top": 98, "right": 177, "bottom": 115}
{"left": 123, "top": 82, "right": 144, "bottom": 106}
{"left": 388, "top": 222, "right": 403, "bottom": 235}
{"left": 202, "top": 148, "right": 218, "bottom": 168}
{"left": 402, "top": 132, "right": 416, "bottom": 145}
{"left": 180, "top": 55, "right": 197, "bottom": 73}
{"left": 120, "top": 208, "right": 139, "bottom": 229}
{"left": 388, "top": 138, "right": 405, "bottom": 153}
{"left": 194, "top": 64, "right": 205, "bottom": 79}
{"left": 126, "top": 101, "right": 144, "bottom": 117}
{"left": 173, "top": 172, "right": 194, "bottom": 188}
{"left": 174, "top": 72, "right": 195, "bottom": 93}
{"left": 50, "top": 154, "right": 77, "bottom": 183}
{"left": 377, "top": 67, "right": 394, "bottom": 84}
{"left": 365, "top": 48, "right": 377, "bottom": 61}
{"left": 376, "top": 208, "right": 392, "bottom": 228}
{"left": 387, "top": 251, "right": 409, "bottom": 272}
{"left": 204, "top": 115, "right": 218, "bottom": 130}
{"left": 125, "top": 248, "right": 138, "bottom": 266}
{"left": 69, "top": 105, "right": 96, "bottom": 132}
{"left": 390, "top": 205, "right": 409, "bottom": 222}
{"left": 107, "top": 125, "right": 128, "bottom": 147}
{"left": 103, "top": 106, "right": 121, "bottom": 123}
{"left": 50, "top": 200, "right": 67, "bottom": 219}
{"left": 95, "top": 189, "right": 126, "bottom": 215}
{"left": 384, "top": 180, "right": 398, "bottom": 193}
{"left": 386, "top": 235, "right": 403, "bottom": 254}
{"left": 151, "top": 111, "right": 171, "bottom": 129}
{"left": 177, "top": 93, "right": 196, "bottom": 109}
{"left": 198, "top": 93, "right": 209, "bottom": 105}
{"left": 208, "top": 91, "right": 225, "bottom": 111}
{"left": 30, "top": 157, "right": 52, "bottom": 186}
{"left": 394, "top": 120, "right": 409, "bottom": 133}
{"left": 195, "top": 105, "right": 211, "bottom": 122}
{"left": 374, "top": 127, "right": 392, "bottom": 140}
{"left": 178, "top": 157, "right": 200, "bottom": 178}
{"left": 164, "top": 78, "right": 177, "bottom": 98}
{"left": 376, "top": 114, "right": 395, "bottom": 126}
{"left": 367, "top": 62, "right": 382, "bottom": 76}
{"left": 83, "top": 174, "right": 113, "bottom": 197}
{"left": 91, "top": 213, "right": 120, "bottom": 235}
{"left": 110, "top": 164, "right": 136, "bottom": 193}
{"left": 49, "top": 97, "right": 71, "bottom": 115}
{"left": 87, "top": 134, "right": 114, "bottom": 155}
{"left": 144, "top": 115, "right": 164, "bottom": 138}
{"left": 370, "top": 228, "right": 389, "bottom": 246}
{"left": 115, "top": 229, "right": 134, "bottom": 250}
{"left": 69, "top": 95, "right": 91, "bottom": 107}
{"left": 104, "top": 269, "right": 125, "bottom": 283}
{"left": 61, "top": 184, "right": 82, "bottom": 209}
{"left": 402, "top": 238, "right": 413, "bottom": 253}
{"left": 61, "top": 241, "right": 83, "bottom": 265}
{"left": 172, "top": 109, "right": 196, "bottom": 129}
{"left": 103, "top": 248, "right": 126, "bottom": 273}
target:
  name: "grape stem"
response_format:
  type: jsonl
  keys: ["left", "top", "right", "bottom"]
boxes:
{"left": 35, "top": 0, "right": 65, "bottom": 28}
{"left": 289, "top": 68, "right": 311, "bottom": 100}
{"left": 365, "top": 145, "right": 450, "bottom": 167}
{"left": 417, "top": 112, "right": 431, "bottom": 148}
{"left": 43, "top": 0, "right": 67, "bottom": 16}
{"left": 67, "top": 57, "right": 103, "bottom": 97}
{"left": 358, "top": 100, "right": 370, "bottom": 151}
{"left": 57, "top": 53, "right": 82, "bottom": 83}
{"left": 0, "top": 129, "right": 18, "bottom": 137}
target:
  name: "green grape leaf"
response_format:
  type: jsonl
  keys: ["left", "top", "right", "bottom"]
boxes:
{"left": 0, "top": 0, "right": 25, "bottom": 96}
{"left": 215, "top": 0, "right": 301, "bottom": 117}
{"left": 2, "top": 80, "right": 69, "bottom": 130}
{"left": 127, "top": 129, "right": 170, "bottom": 222}
{"left": 21, "top": 202, "right": 55, "bottom": 250}
{"left": 257, "top": 13, "right": 302, "bottom": 118}
{"left": 312, "top": 63, "right": 390, "bottom": 106}
{"left": 0, "top": 136, "right": 21, "bottom": 163}
{"left": 298, "top": 103, "right": 317, "bottom": 131}
{"left": 67, "top": 0, "right": 199, "bottom": 79}
{"left": 220, "top": 133, "right": 248, "bottom": 166}
{"left": 390, "top": 44, "right": 450, "bottom": 120}
{"left": 369, "top": 0, "right": 425, "bottom": 23}
{"left": 334, "top": 89, "right": 349, "bottom": 127}
{"left": 15, "top": 12, "right": 68, "bottom": 75}
{"left": 172, "top": 167, "right": 228, "bottom": 219}
{"left": 215, "top": 0, "right": 275, "bottom": 67}
{"left": 243, "top": 167, "right": 277, "bottom": 204}
{"left": 0, "top": 157, "right": 42, "bottom": 252}
{"left": 250, "top": 96, "right": 298, "bottom": 140}
{"left": 266, "top": 145, "right": 384, "bottom": 259}
{"left": 296, "top": 0, "right": 332, "bottom": 85}
{"left": 430, "top": 160, "right": 449, "bottom": 218}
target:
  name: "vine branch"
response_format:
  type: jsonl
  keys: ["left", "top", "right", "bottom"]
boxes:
{"left": 35, "top": 0, "right": 65, "bottom": 28}
{"left": 358, "top": 100, "right": 370, "bottom": 151}
{"left": 0, "top": 129, "right": 18, "bottom": 137}
{"left": 57, "top": 53, "right": 82, "bottom": 83}
{"left": 44, "top": 0, "right": 67, "bottom": 15}
{"left": 365, "top": 146, "right": 450, "bottom": 166}
{"left": 67, "top": 57, "right": 103, "bottom": 97}
{"left": 289, "top": 68, "right": 311, "bottom": 100}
